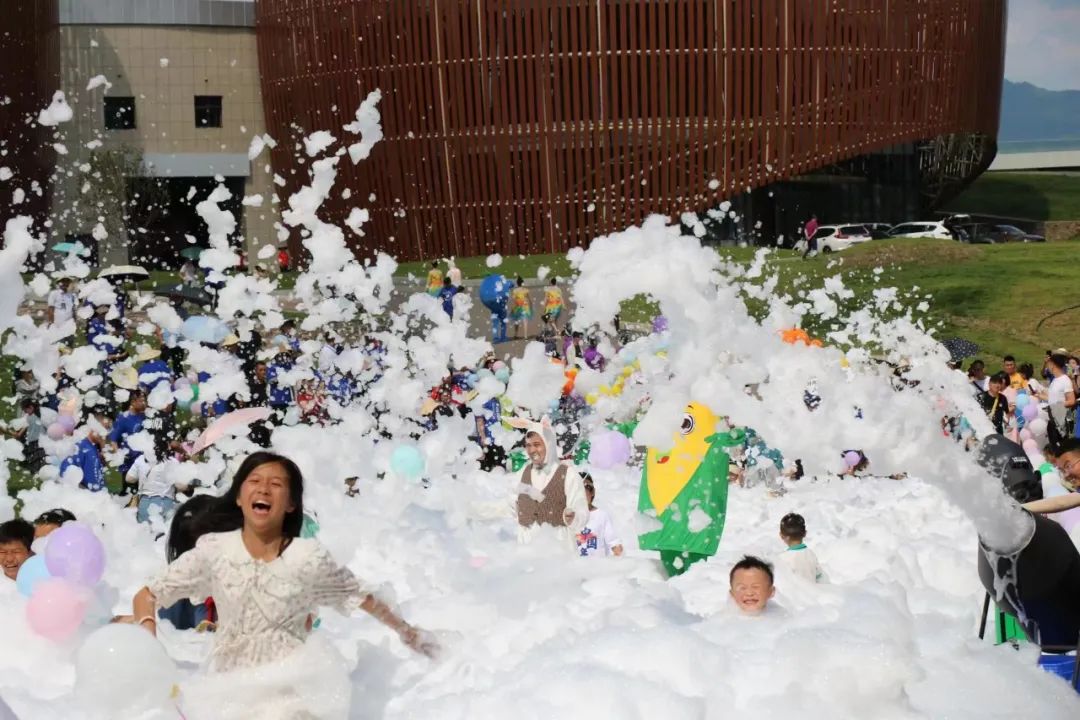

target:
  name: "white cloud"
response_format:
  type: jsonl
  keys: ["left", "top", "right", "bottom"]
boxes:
{"left": 1006, "top": 0, "right": 1080, "bottom": 91}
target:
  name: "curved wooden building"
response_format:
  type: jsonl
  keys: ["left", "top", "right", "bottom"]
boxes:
{"left": 1, "top": 0, "right": 59, "bottom": 229}
{"left": 256, "top": 0, "right": 1007, "bottom": 261}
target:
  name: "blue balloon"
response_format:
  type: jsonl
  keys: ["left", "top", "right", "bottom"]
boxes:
{"left": 390, "top": 445, "right": 426, "bottom": 480}
{"left": 16, "top": 555, "right": 51, "bottom": 598}
{"left": 1015, "top": 393, "right": 1030, "bottom": 410}
{"left": 479, "top": 274, "right": 510, "bottom": 313}
{"left": 494, "top": 367, "right": 510, "bottom": 384}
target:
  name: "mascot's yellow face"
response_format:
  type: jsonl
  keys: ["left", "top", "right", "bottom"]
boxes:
{"left": 645, "top": 403, "right": 719, "bottom": 513}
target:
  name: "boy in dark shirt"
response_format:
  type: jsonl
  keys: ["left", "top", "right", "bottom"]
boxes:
{"left": 981, "top": 372, "right": 1011, "bottom": 435}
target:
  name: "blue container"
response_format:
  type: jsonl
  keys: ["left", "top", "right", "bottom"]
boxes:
{"left": 1038, "top": 654, "right": 1078, "bottom": 692}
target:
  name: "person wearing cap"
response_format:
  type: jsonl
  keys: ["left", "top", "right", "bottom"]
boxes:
{"left": 136, "top": 346, "right": 173, "bottom": 393}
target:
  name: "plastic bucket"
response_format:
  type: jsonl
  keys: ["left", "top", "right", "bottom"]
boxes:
{"left": 1038, "top": 654, "right": 1078, "bottom": 691}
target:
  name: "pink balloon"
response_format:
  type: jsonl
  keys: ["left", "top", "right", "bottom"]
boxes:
{"left": 57, "top": 414, "right": 76, "bottom": 433}
{"left": 46, "top": 423, "right": 66, "bottom": 441}
{"left": 1022, "top": 439, "right": 1038, "bottom": 454}
{"left": 1019, "top": 428, "right": 1033, "bottom": 442}
{"left": 1022, "top": 403, "right": 1039, "bottom": 421}
{"left": 26, "top": 578, "right": 88, "bottom": 642}
{"left": 843, "top": 451, "right": 862, "bottom": 468}
{"left": 44, "top": 522, "right": 105, "bottom": 587}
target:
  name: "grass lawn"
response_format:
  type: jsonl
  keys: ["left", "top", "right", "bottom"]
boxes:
{"left": 944, "top": 171, "right": 1080, "bottom": 221}
{"left": 767, "top": 238, "right": 1080, "bottom": 361}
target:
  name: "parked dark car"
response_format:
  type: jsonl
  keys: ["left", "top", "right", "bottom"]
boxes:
{"left": 976, "top": 224, "right": 1045, "bottom": 244}
{"left": 857, "top": 223, "right": 894, "bottom": 240}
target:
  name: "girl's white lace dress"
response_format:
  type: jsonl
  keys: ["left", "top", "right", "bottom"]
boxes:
{"left": 149, "top": 529, "right": 370, "bottom": 672}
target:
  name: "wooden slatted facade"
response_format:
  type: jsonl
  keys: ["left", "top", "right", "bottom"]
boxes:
{"left": 256, "top": 0, "right": 1007, "bottom": 262}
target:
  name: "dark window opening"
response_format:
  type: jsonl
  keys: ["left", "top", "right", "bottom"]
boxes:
{"left": 195, "top": 95, "right": 222, "bottom": 128}
{"left": 104, "top": 96, "right": 136, "bottom": 130}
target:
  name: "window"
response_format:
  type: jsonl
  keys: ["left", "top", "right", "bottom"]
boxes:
{"left": 104, "top": 96, "right": 136, "bottom": 130}
{"left": 194, "top": 95, "right": 222, "bottom": 128}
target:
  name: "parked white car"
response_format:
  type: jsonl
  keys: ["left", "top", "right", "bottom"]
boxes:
{"left": 807, "top": 224, "right": 873, "bottom": 253}
{"left": 887, "top": 221, "right": 955, "bottom": 240}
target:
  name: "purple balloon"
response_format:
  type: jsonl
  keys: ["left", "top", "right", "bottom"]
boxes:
{"left": 44, "top": 522, "right": 105, "bottom": 587}
{"left": 57, "top": 414, "right": 77, "bottom": 433}
{"left": 651, "top": 315, "right": 669, "bottom": 334}
{"left": 1022, "top": 403, "right": 1039, "bottom": 422}
{"left": 843, "top": 451, "right": 862, "bottom": 468}
{"left": 46, "top": 422, "right": 66, "bottom": 441}
{"left": 589, "top": 430, "right": 632, "bottom": 470}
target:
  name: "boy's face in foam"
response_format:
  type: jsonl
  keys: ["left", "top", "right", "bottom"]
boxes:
{"left": 730, "top": 567, "right": 775, "bottom": 615}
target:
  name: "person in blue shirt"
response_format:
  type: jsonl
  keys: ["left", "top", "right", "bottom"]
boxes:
{"left": 87, "top": 306, "right": 120, "bottom": 354}
{"left": 137, "top": 347, "right": 173, "bottom": 393}
{"left": 195, "top": 370, "right": 231, "bottom": 418}
{"left": 438, "top": 278, "right": 459, "bottom": 319}
{"left": 475, "top": 396, "right": 506, "bottom": 471}
{"left": 490, "top": 293, "right": 508, "bottom": 344}
{"left": 280, "top": 319, "right": 301, "bottom": 352}
{"left": 267, "top": 352, "right": 296, "bottom": 421}
{"left": 109, "top": 390, "right": 147, "bottom": 492}
{"left": 60, "top": 431, "right": 107, "bottom": 492}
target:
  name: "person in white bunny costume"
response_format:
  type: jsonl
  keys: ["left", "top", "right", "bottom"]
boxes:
{"left": 508, "top": 416, "right": 590, "bottom": 546}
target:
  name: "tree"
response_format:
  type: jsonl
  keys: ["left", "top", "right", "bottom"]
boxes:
{"left": 77, "top": 144, "right": 168, "bottom": 261}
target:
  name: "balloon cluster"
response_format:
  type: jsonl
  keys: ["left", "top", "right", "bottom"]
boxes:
{"left": 1015, "top": 392, "right": 1051, "bottom": 467}
{"left": 585, "top": 359, "right": 643, "bottom": 405}
{"left": 16, "top": 523, "right": 105, "bottom": 642}
{"left": 46, "top": 410, "right": 78, "bottom": 441}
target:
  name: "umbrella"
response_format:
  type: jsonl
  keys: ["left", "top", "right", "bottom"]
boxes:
{"left": 52, "top": 242, "right": 89, "bottom": 256}
{"left": 187, "top": 407, "right": 272, "bottom": 455}
{"left": 153, "top": 284, "right": 213, "bottom": 306}
{"left": 99, "top": 265, "right": 149, "bottom": 282}
{"left": 181, "top": 315, "right": 230, "bottom": 344}
{"left": 941, "top": 337, "right": 980, "bottom": 362}
{"left": 180, "top": 247, "right": 205, "bottom": 261}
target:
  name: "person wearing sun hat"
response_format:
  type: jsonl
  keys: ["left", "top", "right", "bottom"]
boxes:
{"left": 136, "top": 345, "right": 173, "bottom": 393}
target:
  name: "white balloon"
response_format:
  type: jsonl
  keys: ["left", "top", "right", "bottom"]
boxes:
{"left": 1026, "top": 417, "right": 1048, "bottom": 438}
{"left": 74, "top": 624, "right": 177, "bottom": 718}
{"left": 1040, "top": 468, "right": 1069, "bottom": 499}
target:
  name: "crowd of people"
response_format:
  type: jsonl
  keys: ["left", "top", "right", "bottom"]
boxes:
{"left": 964, "top": 351, "right": 1079, "bottom": 444}
{"left": 3, "top": 251, "right": 1080, "bottom": 718}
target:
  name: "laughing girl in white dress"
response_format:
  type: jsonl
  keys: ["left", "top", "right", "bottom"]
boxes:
{"left": 128, "top": 452, "right": 436, "bottom": 717}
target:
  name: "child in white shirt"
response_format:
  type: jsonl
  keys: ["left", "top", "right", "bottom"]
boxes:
{"left": 576, "top": 474, "right": 623, "bottom": 558}
{"left": 776, "top": 512, "right": 825, "bottom": 583}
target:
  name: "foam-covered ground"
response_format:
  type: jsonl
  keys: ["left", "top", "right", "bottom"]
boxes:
{"left": 3, "top": 461, "right": 1077, "bottom": 719}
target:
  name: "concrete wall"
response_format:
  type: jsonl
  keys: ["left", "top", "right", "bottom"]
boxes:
{"left": 53, "top": 23, "right": 277, "bottom": 265}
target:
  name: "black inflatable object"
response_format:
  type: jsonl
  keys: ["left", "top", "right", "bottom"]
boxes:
{"left": 975, "top": 434, "right": 1042, "bottom": 503}
{"left": 977, "top": 514, "right": 1080, "bottom": 647}
{"left": 975, "top": 435, "right": 1080, "bottom": 647}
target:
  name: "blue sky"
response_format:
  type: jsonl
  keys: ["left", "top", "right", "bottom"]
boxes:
{"left": 1006, "top": 0, "right": 1080, "bottom": 90}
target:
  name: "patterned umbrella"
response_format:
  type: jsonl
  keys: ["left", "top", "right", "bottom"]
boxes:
{"left": 941, "top": 337, "right": 980, "bottom": 362}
